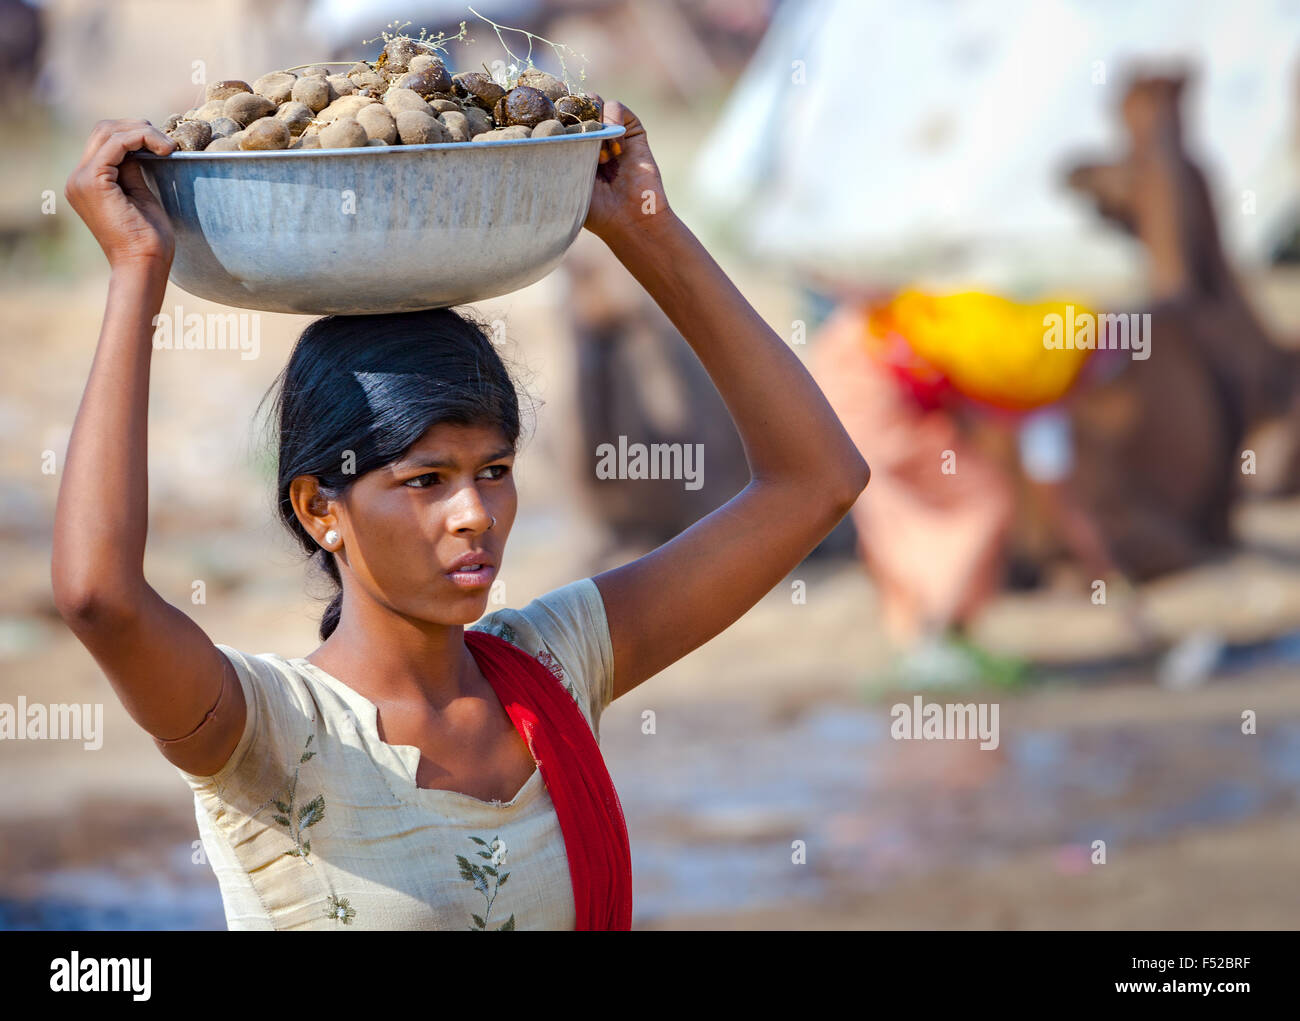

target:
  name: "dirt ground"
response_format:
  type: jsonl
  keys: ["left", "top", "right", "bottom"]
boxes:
{"left": 644, "top": 813, "right": 1300, "bottom": 930}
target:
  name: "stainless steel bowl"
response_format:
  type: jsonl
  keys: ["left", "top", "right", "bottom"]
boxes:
{"left": 134, "top": 124, "right": 625, "bottom": 315}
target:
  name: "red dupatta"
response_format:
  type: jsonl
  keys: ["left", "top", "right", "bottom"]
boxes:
{"left": 464, "top": 628, "right": 632, "bottom": 930}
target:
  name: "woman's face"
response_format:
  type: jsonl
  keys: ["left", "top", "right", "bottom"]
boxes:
{"left": 294, "top": 420, "right": 517, "bottom": 627}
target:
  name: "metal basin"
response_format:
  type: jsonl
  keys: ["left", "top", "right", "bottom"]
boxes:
{"left": 135, "top": 125, "right": 625, "bottom": 315}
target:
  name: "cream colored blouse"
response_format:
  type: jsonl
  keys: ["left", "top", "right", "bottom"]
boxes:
{"left": 175, "top": 577, "right": 616, "bottom": 930}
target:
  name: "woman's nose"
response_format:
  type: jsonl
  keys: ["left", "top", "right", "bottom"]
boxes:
{"left": 446, "top": 486, "right": 493, "bottom": 534}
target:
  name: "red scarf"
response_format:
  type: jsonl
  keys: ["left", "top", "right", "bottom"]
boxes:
{"left": 464, "top": 628, "right": 633, "bottom": 930}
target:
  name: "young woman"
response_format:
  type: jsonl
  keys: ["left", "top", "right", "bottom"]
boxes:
{"left": 53, "top": 102, "right": 870, "bottom": 930}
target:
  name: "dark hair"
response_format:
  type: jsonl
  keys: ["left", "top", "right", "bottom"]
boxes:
{"left": 259, "top": 308, "right": 529, "bottom": 641}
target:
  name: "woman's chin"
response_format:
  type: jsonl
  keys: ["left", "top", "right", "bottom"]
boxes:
{"left": 438, "top": 588, "right": 495, "bottom": 624}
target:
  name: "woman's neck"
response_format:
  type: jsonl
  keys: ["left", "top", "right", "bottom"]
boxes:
{"left": 305, "top": 599, "right": 482, "bottom": 709}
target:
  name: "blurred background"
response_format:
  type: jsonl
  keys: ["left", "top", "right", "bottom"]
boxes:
{"left": 3, "top": 0, "right": 1300, "bottom": 929}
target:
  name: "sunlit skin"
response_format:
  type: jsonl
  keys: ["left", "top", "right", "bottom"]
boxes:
{"left": 53, "top": 99, "right": 869, "bottom": 810}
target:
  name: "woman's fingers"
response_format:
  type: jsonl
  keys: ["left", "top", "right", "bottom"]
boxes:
{"left": 67, "top": 125, "right": 173, "bottom": 221}
{"left": 117, "top": 155, "right": 159, "bottom": 206}
{"left": 70, "top": 122, "right": 171, "bottom": 202}
{"left": 78, "top": 119, "right": 123, "bottom": 165}
{"left": 78, "top": 120, "right": 173, "bottom": 176}
{"left": 592, "top": 94, "right": 612, "bottom": 162}
{"left": 88, "top": 126, "right": 174, "bottom": 184}
{"left": 109, "top": 122, "right": 175, "bottom": 160}
{"left": 596, "top": 98, "right": 645, "bottom": 162}
{"left": 78, "top": 118, "right": 166, "bottom": 166}
{"left": 602, "top": 99, "right": 644, "bottom": 137}
{"left": 66, "top": 119, "right": 176, "bottom": 267}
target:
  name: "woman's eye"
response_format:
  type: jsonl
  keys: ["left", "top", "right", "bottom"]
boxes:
{"left": 404, "top": 466, "right": 507, "bottom": 487}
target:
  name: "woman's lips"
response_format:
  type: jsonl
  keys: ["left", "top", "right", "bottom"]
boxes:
{"left": 446, "top": 563, "right": 496, "bottom": 588}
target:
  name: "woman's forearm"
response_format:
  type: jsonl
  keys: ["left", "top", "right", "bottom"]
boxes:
{"left": 600, "top": 213, "right": 868, "bottom": 500}
{"left": 51, "top": 264, "right": 166, "bottom": 616}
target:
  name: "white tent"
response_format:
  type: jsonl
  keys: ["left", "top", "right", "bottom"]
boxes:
{"left": 689, "top": 0, "right": 1300, "bottom": 294}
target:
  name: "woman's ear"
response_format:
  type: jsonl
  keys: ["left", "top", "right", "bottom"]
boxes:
{"left": 289, "top": 475, "right": 337, "bottom": 543}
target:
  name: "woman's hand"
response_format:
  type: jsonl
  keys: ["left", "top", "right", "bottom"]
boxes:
{"left": 583, "top": 99, "right": 672, "bottom": 243}
{"left": 65, "top": 119, "right": 177, "bottom": 272}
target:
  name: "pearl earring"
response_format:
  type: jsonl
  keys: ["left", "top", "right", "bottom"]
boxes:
{"left": 324, "top": 529, "right": 339, "bottom": 547}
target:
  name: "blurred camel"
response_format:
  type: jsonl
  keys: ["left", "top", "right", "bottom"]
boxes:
{"left": 1065, "top": 71, "right": 1300, "bottom": 578}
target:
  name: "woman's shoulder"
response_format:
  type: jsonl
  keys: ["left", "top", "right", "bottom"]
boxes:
{"left": 175, "top": 644, "right": 327, "bottom": 788}
{"left": 212, "top": 644, "right": 318, "bottom": 704}
{"left": 468, "top": 576, "right": 615, "bottom": 728}
{"left": 213, "top": 645, "right": 371, "bottom": 726}
{"left": 469, "top": 576, "right": 601, "bottom": 641}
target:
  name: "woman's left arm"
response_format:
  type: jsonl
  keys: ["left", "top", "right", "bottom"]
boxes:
{"left": 583, "top": 102, "right": 870, "bottom": 701}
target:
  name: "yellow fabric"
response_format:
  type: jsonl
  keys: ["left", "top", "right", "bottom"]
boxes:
{"left": 867, "top": 289, "right": 1096, "bottom": 409}
{"left": 174, "top": 577, "right": 615, "bottom": 931}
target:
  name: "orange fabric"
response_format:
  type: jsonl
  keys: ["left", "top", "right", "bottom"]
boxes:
{"left": 809, "top": 305, "right": 1015, "bottom": 640}
{"left": 867, "top": 289, "right": 1096, "bottom": 411}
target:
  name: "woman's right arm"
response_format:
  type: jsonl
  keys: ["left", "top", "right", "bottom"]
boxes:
{"left": 52, "top": 119, "right": 246, "bottom": 777}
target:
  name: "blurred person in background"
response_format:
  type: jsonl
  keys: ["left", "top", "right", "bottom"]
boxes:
{"left": 809, "top": 284, "right": 1105, "bottom": 683}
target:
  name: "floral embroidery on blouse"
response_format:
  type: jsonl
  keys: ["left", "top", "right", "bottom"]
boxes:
{"left": 458, "top": 835, "right": 515, "bottom": 931}
{"left": 535, "top": 647, "right": 563, "bottom": 682}
{"left": 536, "top": 646, "right": 579, "bottom": 703}
{"left": 324, "top": 894, "right": 356, "bottom": 925}
{"left": 253, "top": 732, "right": 326, "bottom": 865}
{"left": 478, "top": 621, "right": 578, "bottom": 705}
{"left": 483, "top": 621, "right": 517, "bottom": 646}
